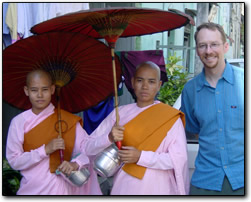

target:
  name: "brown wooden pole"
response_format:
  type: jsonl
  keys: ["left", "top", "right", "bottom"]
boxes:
{"left": 56, "top": 87, "right": 64, "bottom": 162}
{"left": 111, "top": 48, "right": 121, "bottom": 149}
{"left": 111, "top": 48, "right": 119, "bottom": 125}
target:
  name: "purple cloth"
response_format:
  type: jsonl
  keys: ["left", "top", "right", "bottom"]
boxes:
{"left": 120, "top": 50, "right": 168, "bottom": 100}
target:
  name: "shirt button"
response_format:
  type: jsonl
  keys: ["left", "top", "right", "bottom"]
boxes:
{"left": 218, "top": 110, "right": 221, "bottom": 113}
{"left": 219, "top": 128, "right": 222, "bottom": 131}
{"left": 224, "top": 166, "right": 227, "bottom": 169}
{"left": 221, "top": 147, "right": 224, "bottom": 150}
{"left": 216, "top": 91, "right": 220, "bottom": 94}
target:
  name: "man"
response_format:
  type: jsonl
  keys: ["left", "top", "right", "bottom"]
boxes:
{"left": 181, "top": 22, "right": 244, "bottom": 195}
{"left": 85, "top": 61, "right": 189, "bottom": 195}
{"left": 6, "top": 69, "right": 102, "bottom": 195}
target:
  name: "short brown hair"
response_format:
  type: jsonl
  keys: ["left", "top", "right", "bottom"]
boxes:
{"left": 194, "top": 22, "right": 227, "bottom": 44}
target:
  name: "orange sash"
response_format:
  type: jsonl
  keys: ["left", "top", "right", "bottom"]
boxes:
{"left": 122, "top": 103, "right": 185, "bottom": 179}
{"left": 23, "top": 109, "right": 83, "bottom": 173}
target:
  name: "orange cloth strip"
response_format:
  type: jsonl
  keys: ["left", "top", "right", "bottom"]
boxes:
{"left": 122, "top": 103, "right": 185, "bottom": 179}
{"left": 23, "top": 109, "right": 83, "bottom": 173}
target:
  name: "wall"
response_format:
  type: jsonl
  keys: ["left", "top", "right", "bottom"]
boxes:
{"left": 136, "top": 3, "right": 243, "bottom": 75}
{"left": 137, "top": 3, "right": 197, "bottom": 71}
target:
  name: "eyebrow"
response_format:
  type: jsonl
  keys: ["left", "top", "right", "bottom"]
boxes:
{"left": 135, "top": 77, "right": 157, "bottom": 81}
{"left": 198, "top": 41, "right": 220, "bottom": 45}
{"left": 29, "top": 86, "right": 50, "bottom": 89}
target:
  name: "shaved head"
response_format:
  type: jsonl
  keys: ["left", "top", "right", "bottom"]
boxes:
{"left": 135, "top": 61, "right": 161, "bottom": 80}
{"left": 26, "top": 69, "right": 53, "bottom": 87}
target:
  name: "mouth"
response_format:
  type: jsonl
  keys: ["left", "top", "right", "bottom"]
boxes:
{"left": 140, "top": 92, "right": 149, "bottom": 97}
{"left": 36, "top": 100, "right": 45, "bottom": 104}
{"left": 204, "top": 55, "right": 217, "bottom": 62}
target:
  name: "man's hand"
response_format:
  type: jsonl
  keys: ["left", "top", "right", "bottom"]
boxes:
{"left": 45, "top": 137, "right": 65, "bottom": 155}
{"left": 57, "top": 161, "right": 79, "bottom": 176}
{"left": 118, "top": 146, "right": 141, "bottom": 164}
{"left": 108, "top": 125, "right": 124, "bottom": 143}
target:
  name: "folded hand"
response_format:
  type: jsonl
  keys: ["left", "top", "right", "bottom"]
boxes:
{"left": 118, "top": 146, "right": 141, "bottom": 164}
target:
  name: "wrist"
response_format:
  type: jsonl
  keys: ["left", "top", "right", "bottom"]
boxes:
{"left": 137, "top": 150, "right": 142, "bottom": 163}
{"left": 71, "top": 162, "right": 79, "bottom": 171}
{"left": 44, "top": 144, "right": 50, "bottom": 155}
{"left": 108, "top": 132, "right": 114, "bottom": 143}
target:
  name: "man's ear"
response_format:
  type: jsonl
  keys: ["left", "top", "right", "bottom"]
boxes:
{"left": 224, "top": 42, "right": 229, "bottom": 54}
{"left": 51, "top": 84, "right": 56, "bottom": 95}
{"left": 24, "top": 86, "right": 29, "bottom": 96}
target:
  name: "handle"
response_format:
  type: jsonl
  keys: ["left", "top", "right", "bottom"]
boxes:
{"left": 111, "top": 48, "right": 122, "bottom": 150}
{"left": 116, "top": 141, "right": 122, "bottom": 150}
{"left": 60, "top": 149, "right": 64, "bottom": 163}
{"left": 56, "top": 87, "right": 64, "bottom": 162}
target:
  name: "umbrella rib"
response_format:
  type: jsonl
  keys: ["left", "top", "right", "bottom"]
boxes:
{"left": 5, "top": 7, "right": 191, "bottom": 113}
{"left": 128, "top": 14, "right": 180, "bottom": 33}
{"left": 63, "top": 78, "right": 112, "bottom": 110}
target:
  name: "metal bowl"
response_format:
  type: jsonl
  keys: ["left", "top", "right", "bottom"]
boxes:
{"left": 94, "top": 143, "right": 121, "bottom": 178}
{"left": 61, "top": 167, "right": 90, "bottom": 187}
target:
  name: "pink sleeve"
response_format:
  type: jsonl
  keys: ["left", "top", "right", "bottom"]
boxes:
{"left": 83, "top": 111, "right": 115, "bottom": 156}
{"left": 137, "top": 151, "right": 174, "bottom": 170}
{"left": 70, "top": 122, "right": 89, "bottom": 168}
{"left": 6, "top": 118, "right": 48, "bottom": 171}
{"left": 168, "top": 118, "right": 190, "bottom": 195}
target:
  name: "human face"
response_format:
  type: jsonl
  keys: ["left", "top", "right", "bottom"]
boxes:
{"left": 132, "top": 66, "right": 162, "bottom": 108}
{"left": 24, "top": 74, "right": 55, "bottom": 115}
{"left": 196, "top": 28, "right": 229, "bottom": 70}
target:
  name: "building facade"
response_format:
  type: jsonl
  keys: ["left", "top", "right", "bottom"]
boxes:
{"left": 135, "top": 2, "right": 244, "bottom": 76}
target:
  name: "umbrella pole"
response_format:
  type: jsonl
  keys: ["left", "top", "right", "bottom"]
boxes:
{"left": 56, "top": 87, "right": 64, "bottom": 162}
{"left": 111, "top": 48, "right": 122, "bottom": 149}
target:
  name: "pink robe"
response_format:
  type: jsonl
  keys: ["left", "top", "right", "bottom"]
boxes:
{"left": 6, "top": 103, "right": 102, "bottom": 195}
{"left": 85, "top": 101, "right": 190, "bottom": 195}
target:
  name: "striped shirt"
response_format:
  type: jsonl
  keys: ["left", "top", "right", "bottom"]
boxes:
{"left": 181, "top": 62, "right": 244, "bottom": 191}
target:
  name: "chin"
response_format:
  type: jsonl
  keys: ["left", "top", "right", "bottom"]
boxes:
{"left": 206, "top": 64, "right": 218, "bottom": 69}
{"left": 203, "top": 57, "right": 220, "bottom": 68}
{"left": 203, "top": 61, "right": 218, "bottom": 69}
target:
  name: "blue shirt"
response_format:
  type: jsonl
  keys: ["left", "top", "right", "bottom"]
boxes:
{"left": 181, "top": 62, "right": 244, "bottom": 191}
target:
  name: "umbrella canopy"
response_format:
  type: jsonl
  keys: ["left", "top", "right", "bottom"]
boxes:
{"left": 31, "top": 7, "right": 194, "bottom": 47}
{"left": 31, "top": 7, "right": 194, "bottom": 149}
{"left": 3, "top": 31, "right": 122, "bottom": 113}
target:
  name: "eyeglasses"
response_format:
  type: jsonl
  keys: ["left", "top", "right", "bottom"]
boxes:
{"left": 197, "top": 43, "right": 223, "bottom": 51}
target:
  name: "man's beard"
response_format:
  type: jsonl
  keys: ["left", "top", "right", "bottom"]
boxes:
{"left": 202, "top": 55, "right": 218, "bottom": 69}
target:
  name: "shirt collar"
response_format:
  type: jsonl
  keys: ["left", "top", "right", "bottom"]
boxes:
{"left": 196, "top": 61, "right": 234, "bottom": 91}
{"left": 30, "top": 102, "right": 55, "bottom": 116}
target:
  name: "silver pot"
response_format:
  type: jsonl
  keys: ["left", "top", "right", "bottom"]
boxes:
{"left": 93, "top": 143, "right": 121, "bottom": 178}
{"left": 59, "top": 167, "right": 90, "bottom": 187}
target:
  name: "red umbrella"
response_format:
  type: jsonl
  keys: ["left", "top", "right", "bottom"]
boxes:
{"left": 3, "top": 31, "right": 122, "bottom": 113}
{"left": 31, "top": 7, "right": 194, "bottom": 149}
{"left": 31, "top": 7, "right": 194, "bottom": 43}
{"left": 3, "top": 32, "right": 122, "bottom": 161}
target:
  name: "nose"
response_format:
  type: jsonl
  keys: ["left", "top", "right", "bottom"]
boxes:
{"left": 37, "top": 89, "right": 43, "bottom": 97}
{"left": 205, "top": 45, "right": 213, "bottom": 53}
{"left": 142, "top": 80, "right": 148, "bottom": 89}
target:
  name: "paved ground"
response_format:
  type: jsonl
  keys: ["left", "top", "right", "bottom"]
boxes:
{"left": 98, "top": 176, "right": 114, "bottom": 195}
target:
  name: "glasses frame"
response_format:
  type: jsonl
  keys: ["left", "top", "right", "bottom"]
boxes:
{"left": 197, "top": 42, "right": 224, "bottom": 51}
